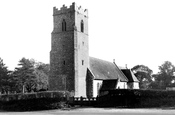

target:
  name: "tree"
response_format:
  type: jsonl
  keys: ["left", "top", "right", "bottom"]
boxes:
{"left": 148, "top": 74, "right": 160, "bottom": 89}
{"left": 11, "top": 58, "right": 49, "bottom": 93}
{"left": 29, "top": 60, "right": 49, "bottom": 91}
{"left": 131, "top": 65, "right": 153, "bottom": 89}
{"left": 33, "top": 69, "right": 48, "bottom": 91}
{"left": 34, "top": 62, "right": 49, "bottom": 91}
{"left": 35, "top": 62, "right": 50, "bottom": 76}
{"left": 13, "top": 58, "right": 37, "bottom": 93}
{"left": 0, "top": 58, "right": 11, "bottom": 94}
{"left": 152, "top": 61, "right": 175, "bottom": 90}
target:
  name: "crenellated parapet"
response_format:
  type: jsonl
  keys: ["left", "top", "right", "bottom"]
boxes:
{"left": 53, "top": 2, "right": 88, "bottom": 17}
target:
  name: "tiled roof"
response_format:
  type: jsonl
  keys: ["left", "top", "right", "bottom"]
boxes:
{"left": 89, "top": 57, "right": 128, "bottom": 82}
{"left": 121, "top": 69, "right": 139, "bottom": 82}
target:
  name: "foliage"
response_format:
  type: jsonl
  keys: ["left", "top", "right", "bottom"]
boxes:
{"left": 131, "top": 65, "right": 153, "bottom": 89}
{"left": 0, "top": 91, "right": 69, "bottom": 111}
{"left": 12, "top": 58, "right": 49, "bottom": 93}
{"left": 98, "top": 89, "right": 175, "bottom": 107}
{"left": 33, "top": 69, "right": 48, "bottom": 91}
{"left": 13, "top": 58, "right": 37, "bottom": 93}
{"left": 0, "top": 58, "right": 11, "bottom": 94}
{"left": 151, "top": 61, "right": 175, "bottom": 89}
{"left": 35, "top": 62, "right": 50, "bottom": 76}
{"left": 32, "top": 61, "right": 49, "bottom": 91}
{"left": 0, "top": 57, "right": 49, "bottom": 94}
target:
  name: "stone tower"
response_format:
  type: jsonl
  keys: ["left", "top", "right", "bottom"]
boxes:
{"left": 49, "top": 3, "right": 89, "bottom": 97}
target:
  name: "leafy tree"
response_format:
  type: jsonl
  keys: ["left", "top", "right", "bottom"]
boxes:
{"left": 13, "top": 57, "right": 37, "bottom": 93}
{"left": 35, "top": 62, "right": 50, "bottom": 76}
{"left": 33, "top": 69, "right": 48, "bottom": 91}
{"left": 34, "top": 62, "right": 49, "bottom": 91}
{"left": 0, "top": 58, "right": 11, "bottom": 94}
{"left": 131, "top": 65, "right": 153, "bottom": 89}
{"left": 148, "top": 74, "right": 160, "bottom": 89}
{"left": 152, "top": 61, "right": 175, "bottom": 89}
{"left": 11, "top": 58, "right": 49, "bottom": 93}
{"left": 29, "top": 60, "right": 49, "bottom": 91}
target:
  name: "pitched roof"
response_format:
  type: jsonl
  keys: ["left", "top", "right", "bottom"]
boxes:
{"left": 89, "top": 57, "right": 128, "bottom": 81}
{"left": 118, "top": 66, "right": 127, "bottom": 69}
{"left": 121, "top": 69, "right": 139, "bottom": 82}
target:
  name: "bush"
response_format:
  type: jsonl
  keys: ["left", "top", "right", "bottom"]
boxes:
{"left": 98, "top": 89, "right": 175, "bottom": 108}
{"left": 0, "top": 91, "right": 70, "bottom": 111}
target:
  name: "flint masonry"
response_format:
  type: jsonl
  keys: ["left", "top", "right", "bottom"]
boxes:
{"left": 49, "top": 3, "right": 139, "bottom": 98}
{"left": 49, "top": 3, "right": 89, "bottom": 97}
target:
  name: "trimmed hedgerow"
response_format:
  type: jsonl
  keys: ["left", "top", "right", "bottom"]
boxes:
{"left": 98, "top": 89, "right": 175, "bottom": 108}
{"left": 0, "top": 91, "right": 70, "bottom": 111}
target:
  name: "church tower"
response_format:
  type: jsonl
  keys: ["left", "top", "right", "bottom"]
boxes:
{"left": 49, "top": 3, "right": 89, "bottom": 97}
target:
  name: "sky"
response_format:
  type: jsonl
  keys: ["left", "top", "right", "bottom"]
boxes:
{"left": 0, "top": 0, "right": 175, "bottom": 74}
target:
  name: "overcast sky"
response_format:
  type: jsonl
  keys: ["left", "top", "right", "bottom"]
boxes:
{"left": 0, "top": 0, "right": 175, "bottom": 73}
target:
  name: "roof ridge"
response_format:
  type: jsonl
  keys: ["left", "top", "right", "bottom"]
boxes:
{"left": 89, "top": 56, "right": 113, "bottom": 64}
{"left": 89, "top": 56, "right": 128, "bottom": 81}
{"left": 129, "top": 69, "right": 139, "bottom": 82}
{"left": 113, "top": 62, "right": 129, "bottom": 81}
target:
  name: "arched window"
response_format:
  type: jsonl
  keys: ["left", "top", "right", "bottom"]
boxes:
{"left": 81, "top": 20, "right": 84, "bottom": 32}
{"left": 62, "top": 19, "right": 66, "bottom": 31}
{"left": 63, "top": 60, "right": 66, "bottom": 65}
{"left": 82, "top": 60, "right": 84, "bottom": 65}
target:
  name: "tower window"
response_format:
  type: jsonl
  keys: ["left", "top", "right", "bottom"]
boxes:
{"left": 82, "top": 42, "right": 84, "bottom": 46}
{"left": 63, "top": 61, "right": 66, "bottom": 65}
{"left": 81, "top": 20, "right": 84, "bottom": 32}
{"left": 62, "top": 19, "right": 66, "bottom": 31}
{"left": 82, "top": 60, "right": 84, "bottom": 65}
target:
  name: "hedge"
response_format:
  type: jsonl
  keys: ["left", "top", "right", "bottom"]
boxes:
{"left": 0, "top": 91, "right": 70, "bottom": 111}
{"left": 97, "top": 89, "right": 175, "bottom": 108}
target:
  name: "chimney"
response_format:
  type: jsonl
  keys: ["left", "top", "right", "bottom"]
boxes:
{"left": 125, "top": 64, "right": 128, "bottom": 69}
{"left": 113, "top": 59, "right": 115, "bottom": 63}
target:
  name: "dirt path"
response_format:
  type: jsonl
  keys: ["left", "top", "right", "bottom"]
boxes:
{"left": 1, "top": 108, "right": 175, "bottom": 115}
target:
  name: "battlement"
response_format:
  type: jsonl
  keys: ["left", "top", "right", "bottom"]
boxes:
{"left": 53, "top": 2, "right": 88, "bottom": 17}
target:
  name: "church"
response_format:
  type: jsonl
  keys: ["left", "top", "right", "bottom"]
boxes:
{"left": 49, "top": 2, "right": 139, "bottom": 97}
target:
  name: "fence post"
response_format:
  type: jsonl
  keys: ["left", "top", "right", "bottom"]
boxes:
{"left": 80, "top": 96, "right": 83, "bottom": 106}
{"left": 72, "top": 96, "right": 75, "bottom": 105}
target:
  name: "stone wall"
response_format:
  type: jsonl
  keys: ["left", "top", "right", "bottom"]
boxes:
{"left": 49, "top": 2, "right": 89, "bottom": 97}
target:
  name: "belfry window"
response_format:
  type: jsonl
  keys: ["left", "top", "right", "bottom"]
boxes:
{"left": 63, "top": 61, "right": 66, "bottom": 65}
{"left": 82, "top": 60, "right": 84, "bottom": 65}
{"left": 62, "top": 19, "right": 66, "bottom": 31}
{"left": 81, "top": 20, "right": 84, "bottom": 32}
